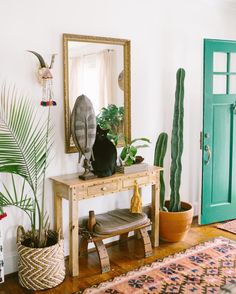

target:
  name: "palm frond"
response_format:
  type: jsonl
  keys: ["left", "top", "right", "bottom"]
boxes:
{"left": 0, "top": 176, "right": 34, "bottom": 213}
{"left": 0, "top": 85, "right": 51, "bottom": 193}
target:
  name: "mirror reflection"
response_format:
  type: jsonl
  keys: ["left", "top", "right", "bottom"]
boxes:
{"left": 63, "top": 34, "right": 131, "bottom": 153}
{"left": 69, "top": 42, "right": 124, "bottom": 115}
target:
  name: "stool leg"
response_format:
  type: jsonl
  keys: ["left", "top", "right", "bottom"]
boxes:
{"left": 94, "top": 240, "right": 110, "bottom": 273}
{"left": 119, "top": 232, "right": 129, "bottom": 244}
{"left": 79, "top": 236, "right": 89, "bottom": 256}
{"left": 139, "top": 227, "right": 153, "bottom": 258}
{"left": 134, "top": 229, "right": 141, "bottom": 240}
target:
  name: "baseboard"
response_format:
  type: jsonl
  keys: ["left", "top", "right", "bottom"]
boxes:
{"left": 4, "top": 253, "right": 18, "bottom": 275}
{"left": 193, "top": 201, "right": 199, "bottom": 217}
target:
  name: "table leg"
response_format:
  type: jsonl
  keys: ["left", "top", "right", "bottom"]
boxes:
{"left": 69, "top": 187, "right": 79, "bottom": 276}
{"left": 54, "top": 183, "right": 63, "bottom": 234}
{"left": 151, "top": 181, "right": 159, "bottom": 247}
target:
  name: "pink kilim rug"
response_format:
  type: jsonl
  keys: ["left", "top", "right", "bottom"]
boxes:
{"left": 76, "top": 237, "right": 236, "bottom": 294}
{"left": 217, "top": 220, "right": 236, "bottom": 235}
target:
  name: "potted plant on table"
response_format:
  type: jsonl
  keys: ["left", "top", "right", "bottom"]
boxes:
{"left": 0, "top": 86, "right": 65, "bottom": 290}
{"left": 154, "top": 68, "right": 193, "bottom": 242}
{"left": 120, "top": 137, "right": 151, "bottom": 166}
{"left": 116, "top": 137, "right": 151, "bottom": 174}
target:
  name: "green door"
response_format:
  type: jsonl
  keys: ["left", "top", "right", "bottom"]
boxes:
{"left": 201, "top": 39, "right": 236, "bottom": 224}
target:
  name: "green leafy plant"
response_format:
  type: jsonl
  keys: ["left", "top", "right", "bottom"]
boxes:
{"left": 0, "top": 85, "right": 53, "bottom": 247}
{"left": 96, "top": 104, "right": 124, "bottom": 146}
{"left": 120, "top": 138, "right": 151, "bottom": 166}
{"left": 154, "top": 68, "right": 185, "bottom": 212}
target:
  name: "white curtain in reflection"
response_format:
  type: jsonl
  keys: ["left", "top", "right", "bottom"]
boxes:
{"left": 69, "top": 50, "right": 115, "bottom": 114}
{"left": 69, "top": 55, "right": 84, "bottom": 106}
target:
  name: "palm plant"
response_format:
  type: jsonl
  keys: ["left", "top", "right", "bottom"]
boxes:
{"left": 0, "top": 85, "right": 53, "bottom": 248}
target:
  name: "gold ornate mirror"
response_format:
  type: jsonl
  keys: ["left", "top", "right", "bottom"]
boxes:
{"left": 63, "top": 34, "right": 131, "bottom": 153}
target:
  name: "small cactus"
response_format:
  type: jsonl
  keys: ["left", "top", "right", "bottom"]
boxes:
{"left": 169, "top": 68, "right": 185, "bottom": 212}
{"left": 154, "top": 132, "right": 168, "bottom": 211}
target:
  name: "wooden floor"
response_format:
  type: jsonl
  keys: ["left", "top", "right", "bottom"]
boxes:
{"left": 1, "top": 219, "right": 236, "bottom": 294}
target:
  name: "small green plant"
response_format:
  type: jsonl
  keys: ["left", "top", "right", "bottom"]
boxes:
{"left": 96, "top": 104, "right": 124, "bottom": 146}
{"left": 120, "top": 138, "right": 151, "bottom": 166}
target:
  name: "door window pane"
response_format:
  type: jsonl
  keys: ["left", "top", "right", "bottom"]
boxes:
{"left": 213, "top": 52, "right": 227, "bottom": 72}
{"left": 230, "top": 53, "right": 236, "bottom": 72}
{"left": 213, "top": 75, "right": 226, "bottom": 94}
{"left": 229, "top": 75, "right": 236, "bottom": 94}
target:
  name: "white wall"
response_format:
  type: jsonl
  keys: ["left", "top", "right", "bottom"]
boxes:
{"left": 1, "top": 0, "right": 236, "bottom": 274}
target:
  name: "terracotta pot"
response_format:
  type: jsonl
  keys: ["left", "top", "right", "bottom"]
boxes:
{"left": 159, "top": 201, "right": 193, "bottom": 242}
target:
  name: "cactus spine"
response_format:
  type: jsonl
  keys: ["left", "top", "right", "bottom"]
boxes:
{"left": 154, "top": 133, "right": 168, "bottom": 211}
{"left": 169, "top": 68, "right": 185, "bottom": 212}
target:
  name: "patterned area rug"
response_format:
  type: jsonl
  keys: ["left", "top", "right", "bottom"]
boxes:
{"left": 76, "top": 237, "right": 236, "bottom": 294}
{"left": 217, "top": 220, "right": 236, "bottom": 234}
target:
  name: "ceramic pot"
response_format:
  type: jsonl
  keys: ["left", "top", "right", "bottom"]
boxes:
{"left": 159, "top": 201, "right": 193, "bottom": 242}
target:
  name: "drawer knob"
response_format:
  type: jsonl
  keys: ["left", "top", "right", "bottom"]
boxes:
{"left": 101, "top": 187, "right": 107, "bottom": 191}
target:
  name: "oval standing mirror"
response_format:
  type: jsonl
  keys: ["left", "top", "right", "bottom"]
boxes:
{"left": 63, "top": 34, "right": 131, "bottom": 153}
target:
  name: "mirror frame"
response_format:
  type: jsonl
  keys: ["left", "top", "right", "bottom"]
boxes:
{"left": 63, "top": 33, "right": 131, "bottom": 153}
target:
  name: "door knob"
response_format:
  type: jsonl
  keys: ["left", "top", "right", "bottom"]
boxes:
{"left": 204, "top": 145, "right": 211, "bottom": 165}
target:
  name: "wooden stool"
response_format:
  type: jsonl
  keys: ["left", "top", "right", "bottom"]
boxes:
{"left": 79, "top": 209, "right": 152, "bottom": 273}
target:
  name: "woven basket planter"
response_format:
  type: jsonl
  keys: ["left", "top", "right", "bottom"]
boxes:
{"left": 17, "top": 226, "right": 65, "bottom": 290}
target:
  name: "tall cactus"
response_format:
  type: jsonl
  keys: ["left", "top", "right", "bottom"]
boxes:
{"left": 169, "top": 68, "right": 185, "bottom": 212}
{"left": 154, "top": 133, "right": 168, "bottom": 211}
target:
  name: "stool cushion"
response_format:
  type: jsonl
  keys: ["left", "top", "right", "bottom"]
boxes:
{"left": 92, "top": 209, "right": 149, "bottom": 235}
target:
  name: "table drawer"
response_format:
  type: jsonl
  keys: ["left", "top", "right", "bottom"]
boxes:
{"left": 87, "top": 181, "right": 118, "bottom": 196}
{"left": 122, "top": 176, "right": 149, "bottom": 189}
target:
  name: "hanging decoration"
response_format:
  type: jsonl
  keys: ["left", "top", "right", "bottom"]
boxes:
{"left": 0, "top": 207, "right": 7, "bottom": 221}
{"left": 0, "top": 218, "right": 4, "bottom": 283}
{"left": 28, "top": 51, "right": 57, "bottom": 107}
{"left": 0, "top": 162, "right": 7, "bottom": 285}
{"left": 130, "top": 181, "right": 142, "bottom": 213}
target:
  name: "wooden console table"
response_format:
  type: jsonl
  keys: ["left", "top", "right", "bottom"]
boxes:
{"left": 51, "top": 165, "right": 162, "bottom": 277}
